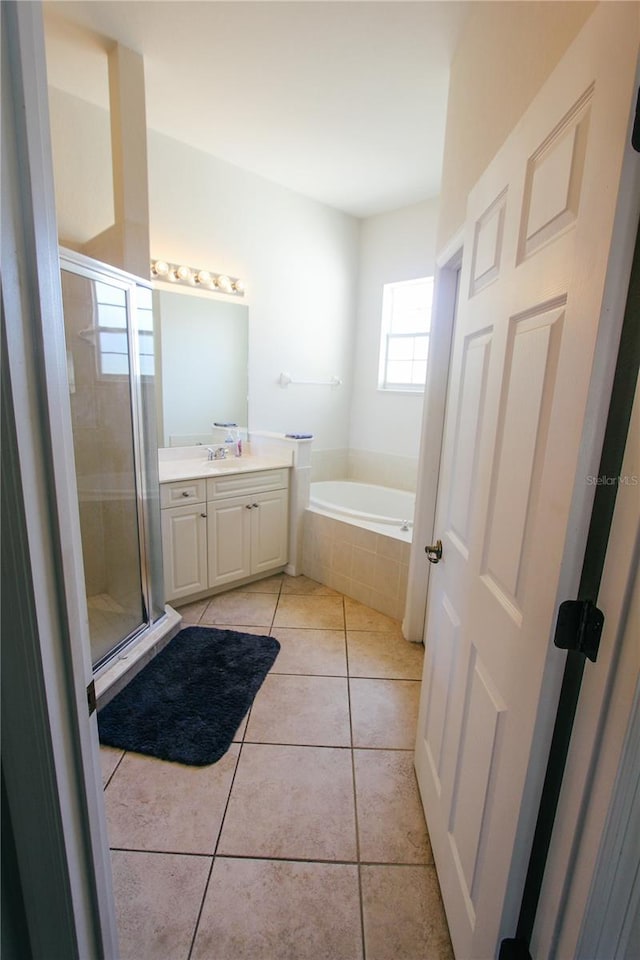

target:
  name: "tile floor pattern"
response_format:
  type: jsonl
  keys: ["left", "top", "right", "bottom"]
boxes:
{"left": 100, "top": 574, "right": 454, "bottom": 960}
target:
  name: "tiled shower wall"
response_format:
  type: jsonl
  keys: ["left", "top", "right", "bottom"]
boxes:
{"left": 302, "top": 511, "right": 410, "bottom": 621}
{"left": 310, "top": 448, "right": 419, "bottom": 493}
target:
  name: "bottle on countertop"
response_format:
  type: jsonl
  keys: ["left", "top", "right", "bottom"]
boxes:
{"left": 213, "top": 422, "right": 242, "bottom": 457}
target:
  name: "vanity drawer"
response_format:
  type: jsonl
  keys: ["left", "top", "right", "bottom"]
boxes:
{"left": 207, "top": 468, "right": 289, "bottom": 501}
{"left": 161, "top": 478, "right": 207, "bottom": 507}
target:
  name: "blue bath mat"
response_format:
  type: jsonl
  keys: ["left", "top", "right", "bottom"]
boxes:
{"left": 98, "top": 626, "right": 280, "bottom": 766}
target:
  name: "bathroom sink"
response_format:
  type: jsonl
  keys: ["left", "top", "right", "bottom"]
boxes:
{"left": 204, "top": 458, "right": 245, "bottom": 470}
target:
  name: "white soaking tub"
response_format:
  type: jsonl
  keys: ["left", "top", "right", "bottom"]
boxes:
{"left": 308, "top": 480, "right": 415, "bottom": 537}
{"left": 303, "top": 480, "right": 415, "bottom": 620}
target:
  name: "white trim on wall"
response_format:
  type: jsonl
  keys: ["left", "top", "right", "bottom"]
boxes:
{"left": 402, "top": 228, "right": 463, "bottom": 642}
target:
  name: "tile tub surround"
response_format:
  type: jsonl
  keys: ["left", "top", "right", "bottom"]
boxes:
{"left": 101, "top": 574, "right": 453, "bottom": 960}
{"left": 309, "top": 448, "right": 419, "bottom": 493}
{"left": 302, "top": 509, "right": 411, "bottom": 620}
{"left": 347, "top": 449, "right": 419, "bottom": 493}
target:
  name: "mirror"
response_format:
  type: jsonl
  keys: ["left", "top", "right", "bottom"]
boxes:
{"left": 153, "top": 288, "right": 249, "bottom": 447}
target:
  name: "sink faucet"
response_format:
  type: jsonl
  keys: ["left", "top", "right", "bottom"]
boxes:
{"left": 207, "top": 446, "right": 228, "bottom": 461}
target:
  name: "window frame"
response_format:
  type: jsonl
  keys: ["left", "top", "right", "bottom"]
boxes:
{"left": 92, "top": 282, "right": 155, "bottom": 381}
{"left": 378, "top": 276, "right": 434, "bottom": 394}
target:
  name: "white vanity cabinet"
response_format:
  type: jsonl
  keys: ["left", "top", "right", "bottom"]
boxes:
{"left": 160, "top": 479, "right": 208, "bottom": 601}
{"left": 207, "top": 469, "right": 289, "bottom": 588}
{"left": 160, "top": 468, "right": 289, "bottom": 602}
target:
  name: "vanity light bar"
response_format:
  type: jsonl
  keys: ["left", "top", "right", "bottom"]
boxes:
{"left": 151, "top": 259, "right": 245, "bottom": 296}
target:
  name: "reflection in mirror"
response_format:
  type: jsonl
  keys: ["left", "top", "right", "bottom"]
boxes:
{"left": 153, "top": 288, "right": 249, "bottom": 447}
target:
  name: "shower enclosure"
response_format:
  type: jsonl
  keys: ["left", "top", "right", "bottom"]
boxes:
{"left": 60, "top": 250, "right": 166, "bottom": 671}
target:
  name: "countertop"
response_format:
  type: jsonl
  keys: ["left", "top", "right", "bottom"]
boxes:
{"left": 158, "top": 453, "right": 292, "bottom": 484}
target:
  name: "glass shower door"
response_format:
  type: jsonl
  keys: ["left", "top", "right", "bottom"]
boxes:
{"left": 61, "top": 267, "right": 147, "bottom": 668}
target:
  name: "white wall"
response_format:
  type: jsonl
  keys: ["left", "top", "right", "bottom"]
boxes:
{"left": 48, "top": 87, "right": 359, "bottom": 453}
{"left": 437, "top": 0, "right": 595, "bottom": 248}
{"left": 347, "top": 198, "right": 438, "bottom": 486}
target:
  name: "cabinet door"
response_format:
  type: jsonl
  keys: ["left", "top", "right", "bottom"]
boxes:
{"left": 208, "top": 495, "right": 251, "bottom": 588}
{"left": 161, "top": 503, "right": 207, "bottom": 602}
{"left": 250, "top": 489, "right": 288, "bottom": 575}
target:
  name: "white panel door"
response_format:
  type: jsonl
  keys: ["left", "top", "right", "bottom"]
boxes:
{"left": 414, "top": 7, "right": 638, "bottom": 958}
{"left": 250, "top": 489, "right": 289, "bottom": 574}
{"left": 208, "top": 495, "right": 252, "bottom": 587}
{"left": 161, "top": 504, "right": 208, "bottom": 601}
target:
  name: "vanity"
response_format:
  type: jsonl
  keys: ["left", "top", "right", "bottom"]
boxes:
{"left": 154, "top": 286, "right": 311, "bottom": 605}
{"left": 159, "top": 441, "right": 310, "bottom": 604}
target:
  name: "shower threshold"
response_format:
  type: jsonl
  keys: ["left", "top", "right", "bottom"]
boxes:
{"left": 94, "top": 605, "right": 182, "bottom": 710}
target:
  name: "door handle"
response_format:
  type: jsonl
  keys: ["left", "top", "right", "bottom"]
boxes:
{"left": 425, "top": 539, "right": 443, "bottom": 564}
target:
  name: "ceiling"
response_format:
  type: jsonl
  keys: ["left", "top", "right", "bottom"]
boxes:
{"left": 43, "top": 1, "right": 470, "bottom": 218}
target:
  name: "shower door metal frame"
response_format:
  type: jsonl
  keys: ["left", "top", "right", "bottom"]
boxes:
{"left": 60, "top": 248, "right": 158, "bottom": 671}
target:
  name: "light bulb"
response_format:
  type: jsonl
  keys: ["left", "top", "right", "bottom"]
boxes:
{"left": 233, "top": 279, "right": 245, "bottom": 295}
{"left": 216, "top": 275, "right": 232, "bottom": 293}
{"left": 176, "top": 264, "right": 193, "bottom": 282}
{"left": 197, "top": 270, "right": 213, "bottom": 286}
{"left": 153, "top": 260, "right": 170, "bottom": 277}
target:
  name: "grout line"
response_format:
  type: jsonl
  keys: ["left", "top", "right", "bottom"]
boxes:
{"left": 231, "top": 740, "right": 414, "bottom": 753}
{"left": 109, "top": 848, "right": 433, "bottom": 869}
{"left": 113, "top": 577, "right": 425, "bottom": 959}
{"left": 241, "top": 739, "right": 351, "bottom": 750}
{"left": 269, "top": 669, "right": 422, "bottom": 682}
{"left": 185, "top": 857, "right": 213, "bottom": 960}
{"left": 344, "top": 601, "right": 367, "bottom": 960}
{"left": 208, "top": 853, "right": 432, "bottom": 869}
{"left": 269, "top": 670, "right": 349, "bottom": 678}
{"left": 186, "top": 734, "right": 247, "bottom": 960}
{"left": 102, "top": 748, "right": 127, "bottom": 791}
{"left": 110, "top": 846, "right": 214, "bottom": 859}
{"left": 268, "top": 578, "right": 283, "bottom": 633}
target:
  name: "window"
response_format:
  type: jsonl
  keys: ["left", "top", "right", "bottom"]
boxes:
{"left": 378, "top": 276, "right": 434, "bottom": 392}
{"left": 94, "top": 281, "right": 155, "bottom": 378}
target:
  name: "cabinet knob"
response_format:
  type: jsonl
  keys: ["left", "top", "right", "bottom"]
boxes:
{"left": 181, "top": 491, "right": 189, "bottom": 497}
{"left": 200, "top": 513, "right": 207, "bottom": 518}
{"left": 245, "top": 504, "right": 253, "bottom": 509}
{"left": 252, "top": 502, "right": 259, "bottom": 508}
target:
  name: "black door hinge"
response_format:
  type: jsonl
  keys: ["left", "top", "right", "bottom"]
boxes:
{"left": 553, "top": 599, "right": 604, "bottom": 662}
{"left": 499, "top": 938, "right": 532, "bottom": 960}
{"left": 632, "top": 87, "right": 640, "bottom": 152}
{"left": 87, "top": 679, "right": 97, "bottom": 716}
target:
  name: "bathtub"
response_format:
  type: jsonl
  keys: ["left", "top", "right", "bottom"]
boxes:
{"left": 303, "top": 480, "right": 415, "bottom": 621}
{"left": 309, "top": 480, "right": 415, "bottom": 538}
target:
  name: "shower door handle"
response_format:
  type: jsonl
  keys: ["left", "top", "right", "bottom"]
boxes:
{"left": 425, "top": 539, "right": 443, "bottom": 564}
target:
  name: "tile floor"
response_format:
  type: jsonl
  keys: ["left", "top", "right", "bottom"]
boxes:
{"left": 100, "top": 574, "right": 453, "bottom": 960}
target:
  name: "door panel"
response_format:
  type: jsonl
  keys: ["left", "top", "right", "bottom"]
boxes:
{"left": 482, "top": 304, "right": 564, "bottom": 609}
{"left": 447, "top": 330, "right": 493, "bottom": 555}
{"left": 470, "top": 191, "right": 507, "bottom": 295}
{"left": 208, "top": 496, "right": 251, "bottom": 586}
{"left": 414, "top": 6, "right": 638, "bottom": 957}
{"left": 518, "top": 90, "right": 591, "bottom": 261}
{"left": 423, "top": 593, "right": 460, "bottom": 794}
{"left": 251, "top": 489, "right": 288, "bottom": 573}
{"left": 162, "top": 504, "right": 207, "bottom": 600}
{"left": 60, "top": 269, "right": 147, "bottom": 668}
{"left": 448, "top": 650, "right": 506, "bottom": 911}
